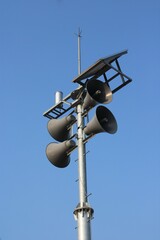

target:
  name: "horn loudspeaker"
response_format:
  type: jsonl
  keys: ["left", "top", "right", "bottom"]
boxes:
{"left": 83, "top": 79, "right": 112, "bottom": 111}
{"left": 84, "top": 105, "right": 117, "bottom": 135}
{"left": 47, "top": 115, "right": 76, "bottom": 142}
{"left": 46, "top": 140, "right": 76, "bottom": 168}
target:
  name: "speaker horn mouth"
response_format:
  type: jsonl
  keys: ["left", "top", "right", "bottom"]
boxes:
{"left": 96, "top": 106, "right": 117, "bottom": 134}
{"left": 83, "top": 79, "right": 112, "bottom": 111}
{"left": 84, "top": 105, "right": 118, "bottom": 136}
{"left": 87, "top": 79, "right": 112, "bottom": 103}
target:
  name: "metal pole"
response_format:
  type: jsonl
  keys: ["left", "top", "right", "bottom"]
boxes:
{"left": 74, "top": 29, "right": 93, "bottom": 240}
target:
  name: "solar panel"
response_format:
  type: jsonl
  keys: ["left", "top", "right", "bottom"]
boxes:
{"left": 72, "top": 50, "right": 128, "bottom": 83}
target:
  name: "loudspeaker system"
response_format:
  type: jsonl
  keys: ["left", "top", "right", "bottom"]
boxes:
{"left": 47, "top": 115, "right": 76, "bottom": 142}
{"left": 83, "top": 79, "right": 112, "bottom": 111}
{"left": 84, "top": 105, "right": 117, "bottom": 135}
{"left": 46, "top": 140, "right": 76, "bottom": 168}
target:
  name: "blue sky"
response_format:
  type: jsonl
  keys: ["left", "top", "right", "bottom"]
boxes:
{"left": 0, "top": 0, "right": 160, "bottom": 239}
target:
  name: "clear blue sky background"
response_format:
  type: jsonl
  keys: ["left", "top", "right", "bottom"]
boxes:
{"left": 0, "top": 0, "right": 160, "bottom": 239}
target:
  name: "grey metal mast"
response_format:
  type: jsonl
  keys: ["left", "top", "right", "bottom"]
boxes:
{"left": 44, "top": 32, "right": 132, "bottom": 240}
{"left": 73, "top": 29, "right": 93, "bottom": 240}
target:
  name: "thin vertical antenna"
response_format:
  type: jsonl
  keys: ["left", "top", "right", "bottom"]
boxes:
{"left": 78, "top": 28, "right": 82, "bottom": 75}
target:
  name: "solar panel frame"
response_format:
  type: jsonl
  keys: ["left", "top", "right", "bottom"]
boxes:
{"left": 72, "top": 50, "right": 128, "bottom": 83}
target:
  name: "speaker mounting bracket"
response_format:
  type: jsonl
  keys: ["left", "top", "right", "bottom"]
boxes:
{"left": 43, "top": 86, "right": 85, "bottom": 119}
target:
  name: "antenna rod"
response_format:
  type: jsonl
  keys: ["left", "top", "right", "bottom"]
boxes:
{"left": 78, "top": 28, "right": 82, "bottom": 75}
